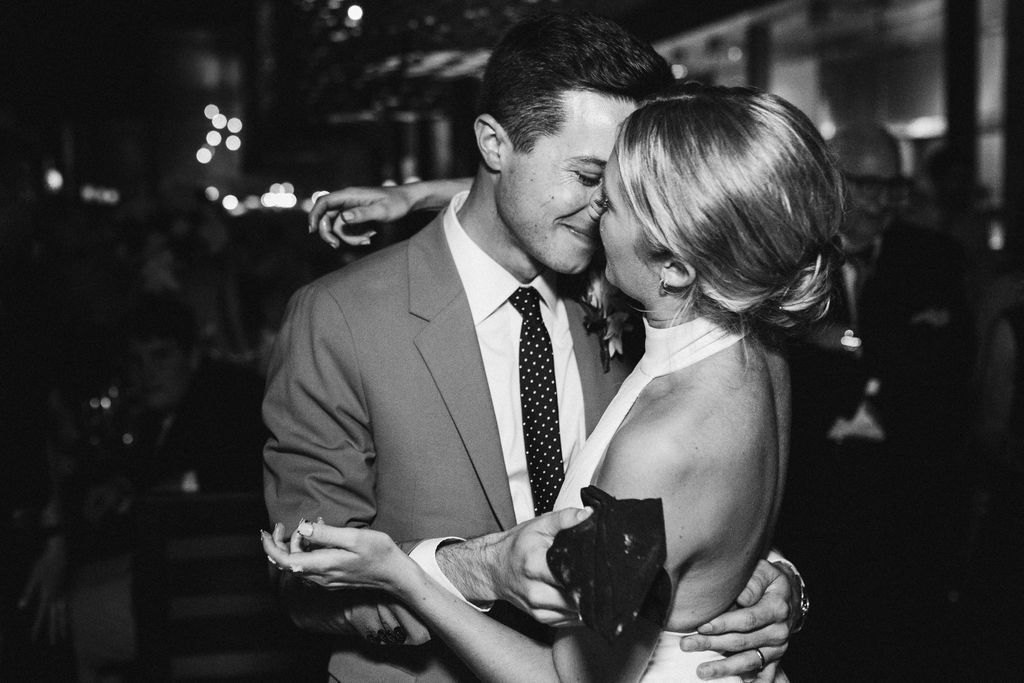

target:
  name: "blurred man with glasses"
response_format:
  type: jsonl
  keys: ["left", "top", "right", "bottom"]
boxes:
{"left": 782, "top": 124, "right": 972, "bottom": 679}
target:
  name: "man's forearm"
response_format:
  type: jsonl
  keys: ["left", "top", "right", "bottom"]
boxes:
{"left": 435, "top": 533, "right": 504, "bottom": 604}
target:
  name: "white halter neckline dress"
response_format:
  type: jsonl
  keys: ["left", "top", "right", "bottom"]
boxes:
{"left": 553, "top": 316, "right": 746, "bottom": 682}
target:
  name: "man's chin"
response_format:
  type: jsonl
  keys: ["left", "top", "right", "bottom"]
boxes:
{"left": 545, "top": 251, "right": 596, "bottom": 276}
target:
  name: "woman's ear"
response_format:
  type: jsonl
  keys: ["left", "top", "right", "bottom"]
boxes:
{"left": 659, "top": 261, "right": 695, "bottom": 294}
{"left": 474, "top": 114, "right": 510, "bottom": 172}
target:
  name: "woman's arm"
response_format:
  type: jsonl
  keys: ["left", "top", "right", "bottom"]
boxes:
{"left": 592, "top": 384, "right": 782, "bottom": 679}
{"left": 308, "top": 178, "right": 472, "bottom": 248}
{"left": 262, "top": 511, "right": 659, "bottom": 683}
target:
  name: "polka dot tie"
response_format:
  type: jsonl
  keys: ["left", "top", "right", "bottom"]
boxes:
{"left": 509, "top": 286, "right": 564, "bottom": 516}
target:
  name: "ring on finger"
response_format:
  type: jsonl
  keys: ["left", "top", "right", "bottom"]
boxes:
{"left": 755, "top": 648, "right": 766, "bottom": 671}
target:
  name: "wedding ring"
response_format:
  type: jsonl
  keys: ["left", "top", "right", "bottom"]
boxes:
{"left": 755, "top": 648, "right": 766, "bottom": 671}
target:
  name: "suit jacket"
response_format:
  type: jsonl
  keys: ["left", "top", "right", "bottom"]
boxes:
{"left": 789, "top": 221, "right": 971, "bottom": 457}
{"left": 263, "top": 213, "right": 629, "bottom": 681}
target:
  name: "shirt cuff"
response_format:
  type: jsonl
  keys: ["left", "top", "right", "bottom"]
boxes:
{"left": 408, "top": 538, "right": 492, "bottom": 613}
{"left": 767, "top": 549, "right": 799, "bottom": 580}
{"left": 767, "top": 549, "right": 809, "bottom": 633}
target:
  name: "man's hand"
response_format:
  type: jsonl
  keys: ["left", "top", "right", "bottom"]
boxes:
{"left": 18, "top": 535, "right": 69, "bottom": 644}
{"left": 680, "top": 559, "right": 797, "bottom": 682}
{"left": 342, "top": 594, "right": 432, "bottom": 645}
{"left": 436, "top": 507, "right": 590, "bottom": 626}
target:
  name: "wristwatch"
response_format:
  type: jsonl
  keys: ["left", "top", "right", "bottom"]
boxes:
{"left": 792, "top": 570, "right": 810, "bottom": 634}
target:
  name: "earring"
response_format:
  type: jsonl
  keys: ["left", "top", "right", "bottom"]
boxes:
{"left": 659, "top": 278, "right": 686, "bottom": 296}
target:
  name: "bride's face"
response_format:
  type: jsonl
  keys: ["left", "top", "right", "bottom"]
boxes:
{"left": 598, "top": 151, "right": 660, "bottom": 302}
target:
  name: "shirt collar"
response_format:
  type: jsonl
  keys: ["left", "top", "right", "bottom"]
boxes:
{"left": 443, "top": 190, "right": 559, "bottom": 325}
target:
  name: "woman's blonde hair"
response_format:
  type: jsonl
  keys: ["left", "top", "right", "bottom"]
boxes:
{"left": 614, "top": 82, "right": 845, "bottom": 339}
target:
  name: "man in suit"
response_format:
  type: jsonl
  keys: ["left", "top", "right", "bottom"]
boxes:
{"left": 265, "top": 13, "right": 800, "bottom": 682}
{"left": 783, "top": 125, "right": 971, "bottom": 678}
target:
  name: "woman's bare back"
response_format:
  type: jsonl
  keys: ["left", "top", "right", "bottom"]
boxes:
{"left": 595, "top": 338, "right": 790, "bottom": 631}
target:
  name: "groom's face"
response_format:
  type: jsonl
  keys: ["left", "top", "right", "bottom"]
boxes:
{"left": 494, "top": 90, "right": 636, "bottom": 279}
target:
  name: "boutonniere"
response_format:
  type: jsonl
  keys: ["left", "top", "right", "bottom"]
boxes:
{"left": 578, "top": 268, "right": 634, "bottom": 372}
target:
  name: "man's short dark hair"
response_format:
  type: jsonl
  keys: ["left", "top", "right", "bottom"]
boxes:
{"left": 123, "top": 295, "right": 198, "bottom": 354}
{"left": 477, "top": 12, "right": 673, "bottom": 153}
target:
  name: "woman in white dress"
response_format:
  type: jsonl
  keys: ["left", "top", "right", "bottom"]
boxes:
{"left": 263, "top": 82, "right": 844, "bottom": 682}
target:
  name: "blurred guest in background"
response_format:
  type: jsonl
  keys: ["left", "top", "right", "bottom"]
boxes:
{"left": 782, "top": 124, "right": 972, "bottom": 679}
{"left": 956, "top": 261, "right": 1024, "bottom": 678}
{"left": 27, "top": 295, "right": 267, "bottom": 682}
{"left": 0, "top": 127, "right": 77, "bottom": 681}
{"left": 118, "top": 295, "right": 267, "bottom": 494}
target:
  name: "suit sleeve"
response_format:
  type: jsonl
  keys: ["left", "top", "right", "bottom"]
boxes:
{"left": 263, "top": 281, "right": 376, "bottom": 533}
{"left": 262, "top": 282, "right": 397, "bottom": 633}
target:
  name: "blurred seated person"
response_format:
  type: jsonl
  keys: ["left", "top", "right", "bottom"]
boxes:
{"left": 57, "top": 295, "right": 267, "bottom": 682}
{"left": 120, "top": 294, "right": 267, "bottom": 494}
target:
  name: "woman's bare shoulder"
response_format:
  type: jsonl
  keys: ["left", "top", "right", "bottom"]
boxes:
{"left": 600, "top": 350, "right": 779, "bottom": 497}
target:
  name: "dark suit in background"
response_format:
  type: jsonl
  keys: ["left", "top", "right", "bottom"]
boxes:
{"left": 783, "top": 220, "right": 971, "bottom": 679}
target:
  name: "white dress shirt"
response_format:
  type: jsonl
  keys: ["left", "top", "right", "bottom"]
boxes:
{"left": 409, "top": 191, "right": 587, "bottom": 600}
{"left": 442, "top": 190, "right": 586, "bottom": 523}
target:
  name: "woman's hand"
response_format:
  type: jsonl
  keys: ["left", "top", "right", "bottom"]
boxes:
{"left": 261, "top": 520, "right": 410, "bottom": 592}
{"left": 307, "top": 178, "right": 471, "bottom": 248}
{"left": 307, "top": 186, "right": 415, "bottom": 248}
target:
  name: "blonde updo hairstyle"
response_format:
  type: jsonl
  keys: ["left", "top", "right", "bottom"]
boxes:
{"left": 614, "top": 82, "right": 845, "bottom": 339}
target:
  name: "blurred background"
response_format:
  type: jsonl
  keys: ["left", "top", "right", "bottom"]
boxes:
{"left": 1, "top": 1, "right": 1021, "bottom": 681}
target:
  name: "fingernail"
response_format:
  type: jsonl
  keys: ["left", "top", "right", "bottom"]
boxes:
{"left": 696, "top": 664, "right": 715, "bottom": 680}
{"left": 297, "top": 521, "right": 314, "bottom": 537}
{"left": 266, "top": 555, "right": 277, "bottom": 566}
{"left": 341, "top": 211, "right": 354, "bottom": 222}
{"left": 697, "top": 623, "right": 715, "bottom": 634}
{"left": 331, "top": 241, "right": 340, "bottom": 249}
{"left": 680, "top": 638, "right": 698, "bottom": 651}
{"left": 289, "top": 564, "right": 304, "bottom": 573}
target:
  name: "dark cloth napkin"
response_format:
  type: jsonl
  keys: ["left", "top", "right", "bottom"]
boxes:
{"left": 546, "top": 486, "right": 671, "bottom": 641}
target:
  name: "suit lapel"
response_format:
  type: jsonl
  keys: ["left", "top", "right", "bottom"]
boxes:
{"left": 409, "top": 218, "right": 517, "bottom": 530}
